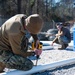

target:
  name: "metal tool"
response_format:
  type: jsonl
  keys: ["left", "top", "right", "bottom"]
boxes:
{"left": 32, "top": 42, "right": 43, "bottom": 66}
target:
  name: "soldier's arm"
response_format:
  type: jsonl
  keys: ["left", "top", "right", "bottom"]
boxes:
{"left": 52, "top": 37, "right": 58, "bottom": 43}
{"left": 30, "top": 34, "right": 38, "bottom": 42}
{"left": 9, "top": 34, "right": 35, "bottom": 58}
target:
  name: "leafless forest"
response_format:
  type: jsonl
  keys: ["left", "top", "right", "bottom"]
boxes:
{"left": 0, "top": 0, "right": 75, "bottom": 31}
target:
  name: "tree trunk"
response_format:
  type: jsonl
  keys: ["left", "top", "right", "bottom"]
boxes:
{"left": 17, "top": 0, "right": 21, "bottom": 14}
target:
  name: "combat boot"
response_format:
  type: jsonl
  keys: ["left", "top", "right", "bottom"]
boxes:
{"left": 58, "top": 44, "right": 65, "bottom": 50}
{"left": 0, "top": 62, "right": 6, "bottom": 73}
{"left": 58, "top": 44, "right": 68, "bottom": 50}
{"left": 64, "top": 44, "right": 68, "bottom": 49}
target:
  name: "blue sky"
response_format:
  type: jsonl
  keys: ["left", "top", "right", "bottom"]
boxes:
{"left": 55, "top": 0, "right": 60, "bottom": 3}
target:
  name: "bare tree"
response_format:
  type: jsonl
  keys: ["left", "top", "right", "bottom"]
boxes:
{"left": 17, "top": 0, "right": 21, "bottom": 14}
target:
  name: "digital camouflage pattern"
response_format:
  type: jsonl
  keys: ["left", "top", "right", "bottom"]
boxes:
{"left": 0, "top": 14, "right": 43, "bottom": 71}
{"left": 0, "top": 50, "right": 33, "bottom": 71}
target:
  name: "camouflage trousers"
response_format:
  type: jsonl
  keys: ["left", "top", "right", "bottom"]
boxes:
{"left": 0, "top": 50, "right": 33, "bottom": 71}
{"left": 54, "top": 36, "right": 69, "bottom": 45}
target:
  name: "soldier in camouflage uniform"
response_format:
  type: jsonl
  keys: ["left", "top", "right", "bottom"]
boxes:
{"left": 0, "top": 14, "right": 43, "bottom": 72}
{"left": 51, "top": 22, "right": 71, "bottom": 50}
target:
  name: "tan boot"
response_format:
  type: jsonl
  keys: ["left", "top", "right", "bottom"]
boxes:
{"left": 0, "top": 62, "right": 6, "bottom": 73}
{"left": 58, "top": 44, "right": 65, "bottom": 50}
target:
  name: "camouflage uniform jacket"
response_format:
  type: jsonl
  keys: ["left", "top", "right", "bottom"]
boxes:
{"left": 0, "top": 14, "right": 33, "bottom": 57}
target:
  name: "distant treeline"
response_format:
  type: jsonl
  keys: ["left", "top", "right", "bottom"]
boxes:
{"left": 0, "top": 0, "right": 75, "bottom": 22}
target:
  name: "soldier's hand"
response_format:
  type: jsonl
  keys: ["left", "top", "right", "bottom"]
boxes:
{"left": 51, "top": 42, "right": 54, "bottom": 46}
{"left": 35, "top": 49, "right": 42, "bottom": 56}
